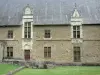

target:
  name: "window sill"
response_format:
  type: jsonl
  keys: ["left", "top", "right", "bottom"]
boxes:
{"left": 43, "top": 37, "right": 52, "bottom": 40}
{"left": 72, "top": 38, "right": 83, "bottom": 43}
{"left": 74, "top": 61, "right": 81, "bottom": 62}
{"left": 5, "top": 38, "right": 14, "bottom": 40}
{"left": 4, "top": 57, "right": 13, "bottom": 59}
{"left": 44, "top": 58, "right": 51, "bottom": 59}
{"left": 22, "top": 37, "right": 32, "bottom": 39}
{"left": 71, "top": 38, "right": 83, "bottom": 39}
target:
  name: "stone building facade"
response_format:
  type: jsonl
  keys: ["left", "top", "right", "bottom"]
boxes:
{"left": 0, "top": 5, "right": 100, "bottom": 64}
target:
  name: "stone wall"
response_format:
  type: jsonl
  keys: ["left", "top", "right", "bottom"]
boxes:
{"left": 0, "top": 25, "right": 100, "bottom": 64}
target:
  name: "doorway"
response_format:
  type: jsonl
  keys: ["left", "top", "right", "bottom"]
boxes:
{"left": 24, "top": 50, "right": 30, "bottom": 60}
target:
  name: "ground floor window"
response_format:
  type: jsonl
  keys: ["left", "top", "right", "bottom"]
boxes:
{"left": 7, "top": 47, "right": 13, "bottom": 58}
{"left": 73, "top": 46, "right": 81, "bottom": 62}
{"left": 44, "top": 47, "right": 51, "bottom": 58}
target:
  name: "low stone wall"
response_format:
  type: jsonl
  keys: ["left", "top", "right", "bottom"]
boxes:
{"left": 3, "top": 66, "right": 25, "bottom": 75}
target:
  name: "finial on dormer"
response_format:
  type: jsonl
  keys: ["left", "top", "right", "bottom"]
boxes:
{"left": 27, "top": 4, "right": 30, "bottom": 7}
{"left": 75, "top": 3, "right": 77, "bottom": 9}
{"left": 71, "top": 3, "right": 83, "bottom": 24}
{"left": 72, "top": 3, "right": 80, "bottom": 18}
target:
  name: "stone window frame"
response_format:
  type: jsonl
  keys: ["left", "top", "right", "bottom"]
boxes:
{"left": 73, "top": 46, "right": 81, "bottom": 62}
{"left": 44, "top": 30, "right": 51, "bottom": 38}
{"left": 8, "top": 30, "right": 13, "bottom": 39}
{"left": 7, "top": 47, "right": 13, "bottom": 58}
{"left": 44, "top": 47, "right": 51, "bottom": 58}
{"left": 24, "top": 22, "right": 31, "bottom": 38}
{"left": 73, "top": 26, "right": 80, "bottom": 38}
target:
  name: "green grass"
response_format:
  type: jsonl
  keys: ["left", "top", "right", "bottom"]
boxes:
{"left": 14, "top": 66, "right": 100, "bottom": 75}
{"left": 0, "top": 63, "right": 20, "bottom": 75}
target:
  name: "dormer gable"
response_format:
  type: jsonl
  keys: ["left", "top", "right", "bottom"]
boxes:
{"left": 23, "top": 4, "right": 33, "bottom": 15}
{"left": 71, "top": 4, "right": 83, "bottom": 25}
{"left": 72, "top": 9, "right": 80, "bottom": 18}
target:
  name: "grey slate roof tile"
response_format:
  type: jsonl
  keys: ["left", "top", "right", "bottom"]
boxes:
{"left": 0, "top": 0, "right": 100, "bottom": 25}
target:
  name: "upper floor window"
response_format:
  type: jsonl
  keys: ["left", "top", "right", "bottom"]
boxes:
{"left": 73, "top": 26, "right": 80, "bottom": 38}
{"left": 8, "top": 30, "right": 13, "bottom": 38}
{"left": 24, "top": 22, "right": 31, "bottom": 38}
{"left": 44, "top": 47, "right": 51, "bottom": 58}
{"left": 7, "top": 47, "right": 13, "bottom": 58}
{"left": 73, "top": 46, "right": 81, "bottom": 62}
{"left": 44, "top": 30, "right": 51, "bottom": 38}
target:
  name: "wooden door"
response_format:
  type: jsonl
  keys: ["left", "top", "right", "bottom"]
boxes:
{"left": 24, "top": 50, "right": 30, "bottom": 60}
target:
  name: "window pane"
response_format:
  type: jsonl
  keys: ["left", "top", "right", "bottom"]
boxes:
{"left": 24, "top": 22, "right": 31, "bottom": 38}
{"left": 25, "top": 27, "right": 27, "bottom": 31}
{"left": 7, "top": 52, "right": 9, "bottom": 57}
{"left": 7, "top": 47, "right": 13, "bottom": 58}
{"left": 10, "top": 52, "right": 13, "bottom": 57}
{"left": 77, "top": 47, "right": 80, "bottom": 51}
{"left": 48, "top": 52, "right": 51, "bottom": 58}
{"left": 8, "top": 30, "right": 13, "bottom": 38}
{"left": 77, "top": 31, "right": 80, "bottom": 38}
{"left": 25, "top": 22, "right": 27, "bottom": 26}
{"left": 44, "top": 53, "right": 47, "bottom": 58}
{"left": 44, "top": 30, "right": 51, "bottom": 38}
{"left": 27, "top": 22, "right": 31, "bottom": 38}
{"left": 44, "top": 47, "right": 47, "bottom": 52}
{"left": 44, "top": 47, "right": 51, "bottom": 58}
{"left": 73, "top": 26, "right": 76, "bottom": 31}
{"left": 73, "top": 26, "right": 81, "bottom": 38}
{"left": 28, "top": 34, "right": 31, "bottom": 38}
{"left": 74, "top": 47, "right": 81, "bottom": 62}
{"left": 28, "top": 22, "right": 31, "bottom": 26}
{"left": 48, "top": 47, "right": 51, "bottom": 52}
{"left": 24, "top": 32, "right": 27, "bottom": 38}
{"left": 44, "top": 47, "right": 47, "bottom": 58}
{"left": 77, "top": 26, "right": 80, "bottom": 31}
{"left": 48, "top": 47, "right": 51, "bottom": 58}
{"left": 73, "top": 31, "right": 76, "bottom": 38}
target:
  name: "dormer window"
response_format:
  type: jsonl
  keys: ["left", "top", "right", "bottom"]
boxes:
{"left": 71, "top": 7, "right": 83, "bottom": 39}
{"left": 24, "top": 22, "right": 31, "bottom": 38}
{"left": 73, "top": 26, "right": 80, "bottom": 38}
{"left": 22, "top": 4, "right": 33, "bottom": 39}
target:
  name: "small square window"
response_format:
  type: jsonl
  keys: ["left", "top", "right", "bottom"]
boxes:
{"left": 44, "top": 30, "right": 51, "bottom": 38}
{"left": 8, "top": 30, "right": 13, "bottom": 38}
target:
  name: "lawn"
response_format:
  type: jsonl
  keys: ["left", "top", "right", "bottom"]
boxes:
{"left": 14, "top": 66, "right": 100, "bottom": 75}
{"left": 0, "top": 63, "right": 20, "bottom": 75}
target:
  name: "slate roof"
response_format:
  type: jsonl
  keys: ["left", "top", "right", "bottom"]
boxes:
{"left": 0, "top": 0, "right": 100, "bottom": 25}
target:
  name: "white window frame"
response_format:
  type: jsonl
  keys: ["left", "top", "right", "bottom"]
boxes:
{"left": 73, "top": 26, "right": 80, "bottom": 38}
{"left": 24, "top": 22, "right": 31, "bottom": 38}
